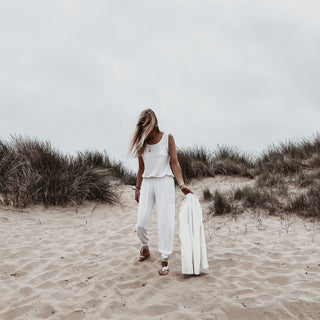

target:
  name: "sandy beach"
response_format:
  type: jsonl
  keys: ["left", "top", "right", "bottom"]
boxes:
{"left": 1, "top": 176, "right": 320, "bottom": 320}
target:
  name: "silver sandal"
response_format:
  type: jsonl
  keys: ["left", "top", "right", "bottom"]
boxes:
{"left": 138, "top": 248, "right": 150, "bottom": 261}
{"left": 159, "top": 264, "right": 169, "bottom": 276}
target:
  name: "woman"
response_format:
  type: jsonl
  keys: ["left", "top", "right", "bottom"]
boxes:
{"left": 128, "top": 109, "right": 192, "bottom": 276}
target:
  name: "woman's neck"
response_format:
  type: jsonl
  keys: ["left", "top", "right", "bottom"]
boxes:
{"left": 146, "top": 130, "right": 163, "bottom": 144}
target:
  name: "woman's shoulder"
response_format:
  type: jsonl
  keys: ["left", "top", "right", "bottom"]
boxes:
{"left": 167, "top": 133, "right": 176, "bottom": 148}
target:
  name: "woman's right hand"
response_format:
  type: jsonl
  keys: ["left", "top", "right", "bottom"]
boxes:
{"left": 181, "top": 185, "right": 193, "bottom": 195}
{"left": 135, "top": 189, "right": 140, "bottom": 203}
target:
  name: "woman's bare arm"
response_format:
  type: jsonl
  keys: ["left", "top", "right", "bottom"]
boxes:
{"left": 135, "top": 156, "right": 144, "bottom": 202}
{"left": 168, "top": 134, "right": 193, "bottom": 195}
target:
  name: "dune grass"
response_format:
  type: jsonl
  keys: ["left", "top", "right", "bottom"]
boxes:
{"left": 201, "top": 134, "right": 320, "bottom": 218}
{"left": 254, "top": 134, "right": 320, "bottom": 217}
{"left": 256, "top": 134, "right": 320, "bottom": 180}
{"left": 177, "top": 146, "right": 215, "bottom": 181}
{"left": 202, "top": 187, "right": 214, "bottom": 201}
{"left": 233, "top": 186, "right": 279, "bottom": 214}
{"left": 212, "top": 145, "right": 255, "bottom": 177}
{"left": 0, "top": 136, "right": 135, "bottom": 208}
{"left": 211, "top": 190, "right": 232, "bottom": 215}
{"left": 1, "top": 133, "right": 319, "bottom": 216}
{"left": 286, "top": 182, "right": 320, "bottom": 217}
{"left": 177, "top": 145, "right": 254, "bottom": 182}
{"left": 76, "top": 150, "right": 136, "bottom": 186}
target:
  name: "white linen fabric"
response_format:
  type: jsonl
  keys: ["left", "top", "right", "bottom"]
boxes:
{"left": 136, "top": 175, "right": 175, "bottom": 261}
{"left": 142, "top": 132, "right": 174, "bottom": 179}
{"left": 179, "top": 193, "right": 209, "bottom": 275}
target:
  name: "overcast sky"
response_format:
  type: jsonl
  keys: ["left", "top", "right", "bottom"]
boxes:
{"left": 1, "top": 0, "right": 319, "bottom": 171}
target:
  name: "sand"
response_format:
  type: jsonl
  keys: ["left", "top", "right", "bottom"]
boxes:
{"left": 0, "top": 176, "right": 320, "bottom": 320}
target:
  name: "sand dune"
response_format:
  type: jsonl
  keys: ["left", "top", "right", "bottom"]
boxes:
{"left": 0, "top": 177, "right": 320, "bottom": 319}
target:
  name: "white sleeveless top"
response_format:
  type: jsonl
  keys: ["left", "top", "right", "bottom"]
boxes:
{"left": 142, "top": 132, "right": 174, "bottom": 178}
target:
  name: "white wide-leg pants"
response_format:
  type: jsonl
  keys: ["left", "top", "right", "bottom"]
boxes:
{"left": 136, "top": 176, "right": 175, "bottom": 261}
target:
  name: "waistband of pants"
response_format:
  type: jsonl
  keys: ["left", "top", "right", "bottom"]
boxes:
{"left": 142, "top": 175, "right": 174, "bottom": 181}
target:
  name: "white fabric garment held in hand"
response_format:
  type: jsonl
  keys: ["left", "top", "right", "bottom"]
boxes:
{"left": 179, "top": 193, "right": 209, "bottom": 275}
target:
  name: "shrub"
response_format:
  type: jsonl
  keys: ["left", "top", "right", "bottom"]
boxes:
{"left": 177, "top": 146, "right": 215, "bottom": 181}
{"left": 233, "top": 185, "right": 278, "bottom": 214}
{"left": 177, "top": 145, "right": 254, "bottom": 181}
{"left": 256, "top": 134, "right": 320, "bottom": 176}
{"left": 107, "top": 159, "right": 136, "bottom": 186}
{"left": 212, "top": 145, "right": 254, "bottom": 177}
{"left": 212, "top": 190, "right": 232, "bottom": 215}
{"left": 307, "top": 181, "right": 320, "bottom": 217}
{"left": 76, "top": 150, "right": 109, "bottom": 167}
{"left": 286, "top": 182, "right": 320, "bottom": 217}
{"left": 75, "top": 151, "right": 136, "bottom": 186}
{"left": 287, "top": 194, "right": 307, "bottom": 212}
{"left": 0, "top": 136, "right": 122, "bottom": 207}
{"left": 297, "top": 170, "right": 320, "bottom": 188}
{"left": 202, "top": 187, "right": 213, "bottom": 201}
{"left": 255, "top": 170, "right": 285, "bottom": 187}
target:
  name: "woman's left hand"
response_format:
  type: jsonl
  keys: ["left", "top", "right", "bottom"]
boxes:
{"left": 181, "top": 185, "right": 193, "bottom": 195}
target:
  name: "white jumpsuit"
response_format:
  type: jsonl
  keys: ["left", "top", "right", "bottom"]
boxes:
{"left": 136, "top": 133, "right": 175, "bottom": 261}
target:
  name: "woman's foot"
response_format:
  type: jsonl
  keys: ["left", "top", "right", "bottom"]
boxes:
{"left": 159, "top": 261, "right": 169, "bottom": 276}
{"left": 138, "top": 247, "right": 150, "bottom": 261}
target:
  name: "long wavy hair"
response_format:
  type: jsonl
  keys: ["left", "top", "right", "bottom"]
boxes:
{"left": 128, "top": 109, "right": 159, "bottom": 157}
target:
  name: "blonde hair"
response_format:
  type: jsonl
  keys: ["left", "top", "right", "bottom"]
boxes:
{"left": 128, "top": 109, "right": 159, "bottom": 157}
